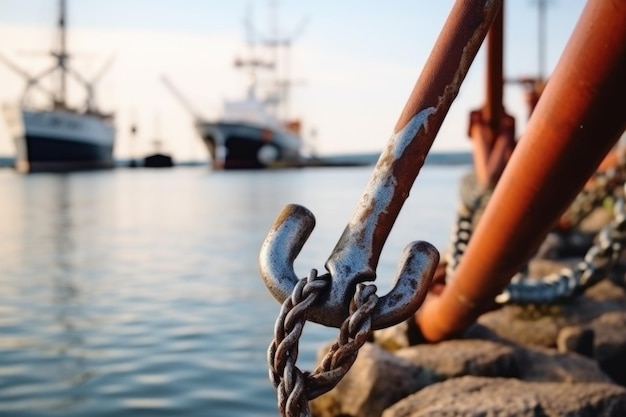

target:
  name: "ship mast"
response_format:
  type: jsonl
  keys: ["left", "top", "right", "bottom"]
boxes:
{"left": 56, "top": 0, "right": 68, "bottom": 108}
{"left": 0, "top": 0, "right": 110, "bottom": 112}
{"left": 263, "top": 0, "right": 308, "bottom": 121}
{"left": 537, "top": 0, "right": 547, "bottom": 80}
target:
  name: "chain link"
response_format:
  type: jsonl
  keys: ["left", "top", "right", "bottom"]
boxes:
{"left": 560, "top": 165, "right": 626, "bottom": 229}
{"left": 445, "top": 190, "right": 490, "bottom": 282}
{"left": 268, "top": 269, "right": 378, "bottom": 417}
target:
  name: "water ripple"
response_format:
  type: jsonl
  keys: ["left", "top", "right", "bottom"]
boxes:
{"left": 0, "top": 166, "right": 465, "bottom": 416}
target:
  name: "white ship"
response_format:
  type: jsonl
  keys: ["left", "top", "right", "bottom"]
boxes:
{"left": 195, "top": 83, "right": 304, "bottom": 170}
{"left": 163, "top": 5, "right": 307, "bottom": 170}
{"left": 1, "top": 0, "right": 115, "bottom": 173}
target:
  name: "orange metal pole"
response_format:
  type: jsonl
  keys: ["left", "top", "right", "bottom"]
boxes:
{"left": 417, "top": 0, "right": 626, "bottom": 342}
{"left": 469, "top": 5, "right": 514, "bottom": 190}
{"left": 483, "top": 5, "right": 503, "bottom": 134}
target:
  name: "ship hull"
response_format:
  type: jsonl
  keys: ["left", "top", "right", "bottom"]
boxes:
{"left": 5, "top": 108, "right": 115, "bottom": 173}
{"left": 197, "top": 121, "right": 303, "bottom": 170}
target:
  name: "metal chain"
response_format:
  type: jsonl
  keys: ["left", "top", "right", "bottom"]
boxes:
{"left": 268, "top": 269, "right": 378, "bottom": 417}
{"left": 496, "top": 193, "right": 626, "bottom": 304}
{"left": 445, "top": 189, "right": 490, "bottom": 282}
{"left": 560, "top": 165, "right": 626, "bottom": 229}
{"left": 445, "top": 173, "right": 626, "bottom": 305}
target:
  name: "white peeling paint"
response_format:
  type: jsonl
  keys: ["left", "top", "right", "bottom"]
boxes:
{"left": 389, "top": 107, "right": 437, "bottom": 159}
{"left": 330, "top": 108, "right": 437, "bottom": 276}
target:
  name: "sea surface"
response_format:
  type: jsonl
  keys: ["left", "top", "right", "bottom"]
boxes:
{"left": 0, "top": 164, "right": 467, "bottom": 417}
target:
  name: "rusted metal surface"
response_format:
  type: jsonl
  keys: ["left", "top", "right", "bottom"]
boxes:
{"left": 468, "top": 4, "right": 515, "bottom": 190}
{"left": 483, "top": 4, "right": 503, "bottom": 134}
{"left": 260, "top": 0, "right": 502, "bottom": 331}
{"left": 417, "top": 0, "right": 626, "bottom": 342}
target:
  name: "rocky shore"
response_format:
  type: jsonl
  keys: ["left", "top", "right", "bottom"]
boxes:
{"left": 310, "top": 208, "right": 626, "bottom": 417}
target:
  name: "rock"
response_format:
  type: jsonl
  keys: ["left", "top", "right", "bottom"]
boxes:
{"left": 588, "top": 310, "right": 626, "bottom": 385}
{"left": 374, "top": 319, "right": 415, "bottom": 351}
{"left": 310, "top": 342, "right": 437, "bottom": 417}
{"left": 394, "top": 339, "right": 518, "bottom": 379}
{"left": 557, "top": 325, "right": 595, "bottom": 357}
{"left": 513, "top": 344, "right": 611, "bottom": 383}
{"left": 475, "top": 279, "right": 626, "bottom": 348}
{"left": 382, "top": 376, "right": 626, "bottom": 417}
{"left": 311, "top": 335, "right": 612, "bottom": 417}
{"left": 311, "top": 340, "right": 520, "bottom": 417}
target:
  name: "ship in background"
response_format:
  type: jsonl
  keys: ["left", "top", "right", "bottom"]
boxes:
{"left": 163, "top": 4, "right": 308, "bottom": 170}
{"left": 1, "top": 0, "right": 115, "bottom": 173}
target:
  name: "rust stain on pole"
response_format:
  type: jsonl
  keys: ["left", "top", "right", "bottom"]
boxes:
{"left": 417, "top": 0, "right": 626, "bottom": 342}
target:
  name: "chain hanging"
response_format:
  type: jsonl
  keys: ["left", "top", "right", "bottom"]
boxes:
{"left": 445, "top": 167, "right": 626, "bottom": 305}
{"left": 268, "top": 269, "right": 378, "bottom": 417}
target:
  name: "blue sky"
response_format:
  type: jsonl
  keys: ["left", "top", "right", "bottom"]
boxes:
{"left": 0, "top": 0, "right": 586, "bottom": 161}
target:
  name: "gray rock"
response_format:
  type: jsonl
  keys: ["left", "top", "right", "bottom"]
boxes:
{"left": 557, "top": 325, "right": 595, "bottom": 357}
{"left": 513, "top": 344, "right": 611, "bottom": 383}
{"left": 588, "top": 310, "right": 626, "bottom": 385}
{"left": 382, "top": 376, "right": 626, "bottom": 417}
{"left": 394, "top": 339, "right": 518, "bottom": 379}
{"left": 310, "top": 335, "right": 613, "bottom": 417}
{"left": 476, "top": 279, "right": 626, "bottom": 348}
{"left": 310, "top": 340, "right": 521, "bottom": 417}
{"left": 310, "top": 342, "right": 437, "bottom": 417}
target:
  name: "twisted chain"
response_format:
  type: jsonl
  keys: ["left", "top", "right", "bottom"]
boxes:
{"left": 445, "top": 170, "right": 626, "bottom": 305}
{"left": 268, "top": 269, "right": 378, "bottom": 417}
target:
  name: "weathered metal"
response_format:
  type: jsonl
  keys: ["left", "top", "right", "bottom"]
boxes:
{"left": 468, "top": 4, "right": 516, "bottom": 190}
{"left": 260, "top": 0, "right": 503, "bottom": 331}
{"left": 483, "top": 4, "right": 504, "bottom": 134}
{"left": 417, "top": 0, "right": 626, "bottom": 342}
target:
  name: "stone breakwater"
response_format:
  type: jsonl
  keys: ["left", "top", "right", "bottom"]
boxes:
{"left": 311, "top": 210, "right": 626, "bottom": 417}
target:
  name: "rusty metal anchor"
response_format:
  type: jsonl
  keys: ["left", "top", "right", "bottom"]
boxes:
{"left": 260, "top": 1, "right": 503, "bottom": 415}
{"left": 260, "top": 0, "right": 503, "bottom": 329}
{"left": 259, "top": 110, "right": 452, "bottom": 330}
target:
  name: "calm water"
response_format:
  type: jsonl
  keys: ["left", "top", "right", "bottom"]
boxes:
{"left": 0, "top": 164, "right": 467, "bottom": 416}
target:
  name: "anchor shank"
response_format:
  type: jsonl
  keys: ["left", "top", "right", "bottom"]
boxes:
{"left": 326, "top": 0, "right": 502, "bottom": 283}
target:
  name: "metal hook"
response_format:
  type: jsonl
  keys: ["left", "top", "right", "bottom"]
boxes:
{"left": 259, "top": 202, "right": 439, "bottom": 330}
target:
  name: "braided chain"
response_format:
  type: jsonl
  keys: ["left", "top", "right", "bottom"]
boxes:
{"left": 445, "top": 172, "right": 626, "bottom": 305}
{"left": 268, "top": 269, "right": 378, "bottom": 417}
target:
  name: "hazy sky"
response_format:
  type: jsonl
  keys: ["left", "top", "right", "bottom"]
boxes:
{"left": 0, "top": 0, "right": 586, "bottom": 161}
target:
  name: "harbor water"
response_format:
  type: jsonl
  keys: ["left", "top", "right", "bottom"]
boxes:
{"left": 0, "top": 164, "right": 467, "bottom": 416}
